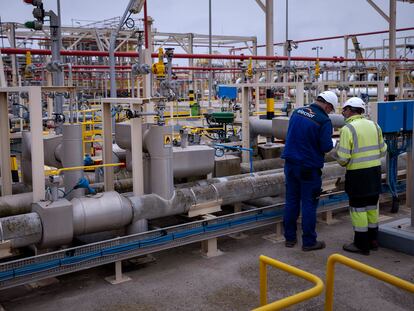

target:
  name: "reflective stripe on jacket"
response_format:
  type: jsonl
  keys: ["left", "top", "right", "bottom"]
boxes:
{"left": 335, "top": 115, "right": 387, "bottom": 170}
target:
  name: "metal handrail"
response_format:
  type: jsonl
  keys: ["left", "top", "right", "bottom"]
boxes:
{"left": 253, "top": 255, "right": 324, "bottom": 311}
{"left": 325, "top": 253, "right": 414, "bottom": 311}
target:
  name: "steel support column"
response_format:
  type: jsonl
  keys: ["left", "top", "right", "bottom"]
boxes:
{"left": 241, "top": 86, "right": 250, "bottom": 163}
{"left": 28, "top": 87, "right": 45, "bottom": 202}
{"left": 265, "top": 0, "right": 274, "bottom": 83}
{"left": 0, "top": 91, "right": 12, "bottom": 196}
{"left": 388, "top": 0, "right": 397, "bottom": 100}
{"left": 102, "top": 101, "right": 114, "bottom": 191}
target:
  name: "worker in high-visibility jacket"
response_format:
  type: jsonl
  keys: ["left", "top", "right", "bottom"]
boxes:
{"left": 335, "top": 97, "right": 387, "bottom": 255}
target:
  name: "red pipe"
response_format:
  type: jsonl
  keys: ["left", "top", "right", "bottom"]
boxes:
{"left": 66, "top": 65, "right": 241, "bottom": 71}
{"left": 232, "top": 27, "right": 414, "bottom": 51}
{"left": 173, "top": 66, "right": 241, "bottom": 71}
{"left": 144, "top": 0, "right": 149, "bottom": 49}
{"left": 1, "top": 47, "right": 413, "bottom": 62}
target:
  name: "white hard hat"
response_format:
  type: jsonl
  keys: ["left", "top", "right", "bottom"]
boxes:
{"left": 318, "top": 91, "right": 338, "bottom": 110}
{"left": 343, "top": 97, "right": 365, "bottom": 112}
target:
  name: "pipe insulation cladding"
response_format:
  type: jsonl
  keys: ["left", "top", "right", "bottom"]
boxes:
{"left": 0, "top": 154, "right": 407, "bottom": 219}
{"left": 0, "top": 159, "right": 385, "bottom": 249}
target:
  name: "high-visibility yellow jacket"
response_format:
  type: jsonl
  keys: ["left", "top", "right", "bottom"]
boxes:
{"left": 335, "top": 115, "right": 387, "bottom": 170}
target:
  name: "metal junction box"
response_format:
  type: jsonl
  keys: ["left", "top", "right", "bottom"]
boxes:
{"left": 377, "top": 101, "right": 404, "bottom": 133}
{"left": 217, "top": 86, "right": 237, "bottom": 100}
{"left": 404, "top": 100, "right": 414, "bottom": 132}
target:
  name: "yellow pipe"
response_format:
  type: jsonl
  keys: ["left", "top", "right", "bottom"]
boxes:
{"left": 253, "top": 255, "right": 324, "bottom": 311}
{"left": 325, "top": 254, "right": 414, "bottom": 311}
{"left": 45, "top": 163, "right": 123, "bottom": 176}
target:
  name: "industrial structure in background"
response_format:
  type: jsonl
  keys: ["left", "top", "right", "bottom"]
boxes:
{"left": 0, "top": 0, "right": 413, "bottom": 304}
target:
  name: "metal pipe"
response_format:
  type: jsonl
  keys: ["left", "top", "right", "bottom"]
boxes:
{"left": 388, "top": 0, "right": 397, "bottom": 100}
{"left": 143, "top": 0, "right": 149, "bottom": 49}
{"left": 0, "top": 154, "right": 408, "bottom": 248}
{"left": 241, "top": 158, "right": 285, "bottom": 173}
{"left": 208, "top": 0, "right": 212, "bottom": 109}
{"left": 62, "top": 124, "right": 84, "bottom": 199}
{"left": 231, "top": 27, "right": 414, "bottom": 51}
{"left": 109, "top": 0, "right": 138, "bottom": 99}
{"left": 265, "top": 0, "right": 274, "bottom": 82}
{"left": 131, "top": 162, "right": 346, "bottom": 220}
{"left": 0, "top": 213, "right": 42, "bottom": 248}
{"left": 144, "top": 126, "right": 174, "bottom": 199}
{"left": 0, "top": 193, "right": 33, "bottom": 217}
{"left": 72, "top": 191, "right": 132, "bottom": 236}
{"left": 249, "top": 114, "right": 346, "bottom": 141}
{"left": 2, "top": 48, "right": 412, "bottom": 63}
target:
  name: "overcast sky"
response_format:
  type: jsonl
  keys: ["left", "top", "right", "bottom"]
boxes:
{"left": 1, "top": 0, "right": 414, "bottom": 58}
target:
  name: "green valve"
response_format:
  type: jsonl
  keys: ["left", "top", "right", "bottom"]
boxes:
{"left": 211, "top": 112, "right": 234, "bottom": 124}
{"left": 24, "top": 20, "right": 42, "bottom": 30}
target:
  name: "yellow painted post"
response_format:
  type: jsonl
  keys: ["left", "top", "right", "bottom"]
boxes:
{"left": 324, "top": 255, "right": 337, "bottom": 311}
{"left": 254, "top": 255, "right": 324, "bottom": 311}
{"left": 10, "top": 155, "right": 19, "bottom": 182}
{"left": 266, "top": 89, "right": 274, "bottom": 120}
{"left": 325, "top": 254, "right": 414, "bottom": 311}
{"left": 259, "top": 257, "right": 267, "bottom": 306}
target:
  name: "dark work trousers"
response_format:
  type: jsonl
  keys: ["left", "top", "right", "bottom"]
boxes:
{"left": 283, "top": 162, "right": 322, "bottom": 247}
{"left": 349, "top": 195, "right": 379, "bottom": 252}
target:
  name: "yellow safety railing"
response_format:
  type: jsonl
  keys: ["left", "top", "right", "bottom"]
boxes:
{"left": 253, "top": 255, "right": 324, "bottom": 311}
{"left": 80, "top": 108, "right": 103, "bottom": 156}
{"left": 325, "top": 253, "right": 414, "bottom": 311}
{"left": 45, "top": 163, "right": 124, "bottom": 176}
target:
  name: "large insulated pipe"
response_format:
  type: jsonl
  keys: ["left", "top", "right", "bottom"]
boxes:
{"left": 0, "top": 192, "right": 33, "bottom": 217}
{"left": 131, "top": 162, "right": 346, "bottom": 220}
{"left": 250, "top": 114, "right": 345, "bottom": 141}
{"left": 0, "top": 155, "right": 407, "bottom": 248}
{"left": 62, "top": 124, "right": 85, "bottom": 199}
{"left": 72, "top": 191, "right": 132, "bottom": 236}
{"left": 0, "top": 154, "right": 407, "bottom": 218}
{"left": 0, "top": 212, "right": 42, "bottom": 248}
{"left": 21, "top": 131, "right": 63, "bottom": 185}
{"left": 144, "top": 125, "right": 174, "bottom": 199}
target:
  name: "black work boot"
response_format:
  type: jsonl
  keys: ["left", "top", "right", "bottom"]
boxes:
{"left": 343, "top": 243, "right": 370, "bottom": 256}
{"left": 302, "top": 240, "right": 326, "bottom": 251}
{"left": 285, "top": 239, "right": 297, "bottom": 248}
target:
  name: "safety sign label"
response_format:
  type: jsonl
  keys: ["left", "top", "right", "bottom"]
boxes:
{"left": 164, "top": 134, "right": 172, "bottom": 147}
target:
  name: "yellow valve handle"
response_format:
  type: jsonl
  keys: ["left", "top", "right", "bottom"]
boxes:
{"left": 247, "top": 57, "right": 253, "bottom": 78}
{"left": 45, "top": 163, "right": 124, "bottom": 176}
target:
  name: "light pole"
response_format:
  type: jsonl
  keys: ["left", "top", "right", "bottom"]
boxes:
{"left": 208, "top": 0, "right": 212, "bottom": 110}
{"left": 312, "top": 46, "right": 323, "bottom": 81}
{"left": 311, "top": 46, "right": 323, "bottom": 59}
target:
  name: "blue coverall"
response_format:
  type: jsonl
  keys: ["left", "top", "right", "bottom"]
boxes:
{"left": 281, "top": 104, "right": 333, "bottom": 247}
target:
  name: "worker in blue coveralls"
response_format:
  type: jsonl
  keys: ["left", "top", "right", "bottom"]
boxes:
{"left": 281, "top": 91, "right": 338, "bottom": 251}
